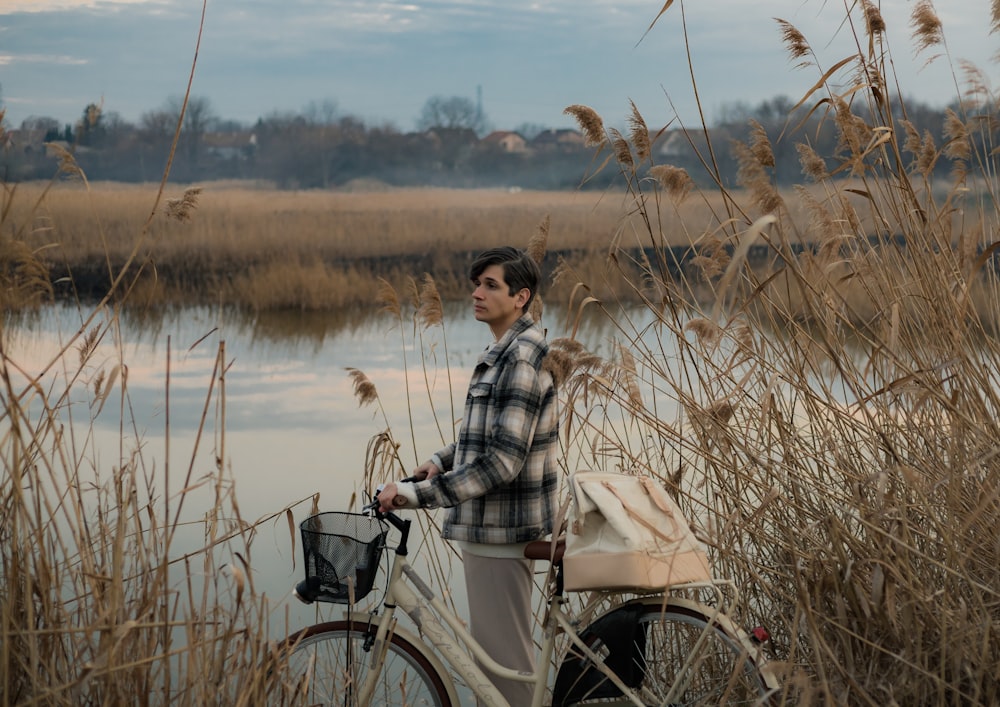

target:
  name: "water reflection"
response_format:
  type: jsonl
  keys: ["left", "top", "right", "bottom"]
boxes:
{"left": 3, "top": 300, "right": 644, "bottom": 635}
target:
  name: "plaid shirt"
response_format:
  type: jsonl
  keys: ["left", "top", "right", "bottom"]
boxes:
{"left": 412, "top": 315, "right": 558, "bottom": 544}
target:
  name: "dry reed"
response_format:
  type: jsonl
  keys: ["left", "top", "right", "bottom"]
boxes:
{"left": 548, "top": 2, "right": 1000, "bottom": 704}
{"left": 6, "top": 1, "right": 1000, "bottom": 705}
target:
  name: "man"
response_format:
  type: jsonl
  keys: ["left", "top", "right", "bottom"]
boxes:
{"left": 377, "top": 246, "right": 558, "bottom": 706}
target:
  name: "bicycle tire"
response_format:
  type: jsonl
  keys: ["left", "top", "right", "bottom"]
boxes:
{"left": 565, "top": 600, "right": 774, "bottom": 706}
{"left": 273, "top": 619, "right": 452, "bottom": 706}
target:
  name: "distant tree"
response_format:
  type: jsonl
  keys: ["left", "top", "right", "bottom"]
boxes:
{"left": 417, "top": 95, "right": 487, "bottom": 135}
{"left": 140, "top": 109, "right": 175, "bottom": 143}
{"left": 303, "top": 99, "right": 339, "bottom": 126}
{"left": 75, "top": 103, "right": 105, "bottom": 147}
{"left": 0, "top": 84, "right": 8, "bottom": 136}
{"left": 514, "top": 122, "right": 546, "bottom": 141}
{"left": 166, "top": 95, "right": 216, "bottom": 167}
{"left": 215, "top": 118, "right": 248, "bottom": 133}
{"left": 20, "top": 115, "right": 60, "bottom": 137}
{"left": 99, "top": 111, "right": 132, "bottom": 147}
{"left": 253, "top": 111, "right": 313, "bottom": 188}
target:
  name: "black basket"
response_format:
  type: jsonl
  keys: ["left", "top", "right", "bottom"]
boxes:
{"left": 299, "top": 512, "right": 387, "bottom": 604}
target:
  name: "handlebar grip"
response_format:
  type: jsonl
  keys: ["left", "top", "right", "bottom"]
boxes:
{"left": 366, "top": 476, "right": 422, "bottom": 514}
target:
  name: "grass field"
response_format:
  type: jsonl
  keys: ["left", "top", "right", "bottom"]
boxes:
{"left": 5, "top": 180, "right": 694, "bottom": 309}
{"left": 5, "top": 177, "right": 932, "bottom": 314}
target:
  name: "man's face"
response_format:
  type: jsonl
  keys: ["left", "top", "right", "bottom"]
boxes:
{"left": 471, "top": 264, "right": 529, "bottom": 337}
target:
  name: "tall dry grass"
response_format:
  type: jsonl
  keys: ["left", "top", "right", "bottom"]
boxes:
{"left": 6, "top": 2, "right": 1000, "bottom": 706}
{"left": 0, "top": 14, "right": 321, "bottom": 703}
{"left": 7, "top": 182, "right": 640, "bottom": 309}
{"left": 549, "top": 3, "right": 1000, "bottom": 704}
{"left": 0, "top": 327, "right": 312, "bottom": 704}
{"left": 352, "top": 3, "right": 1000, "bottom": 705}
{"left": 6, "top": 179, "right": 891, "bottom": 312}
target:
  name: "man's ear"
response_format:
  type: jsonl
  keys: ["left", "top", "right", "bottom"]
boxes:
{"left": 516, "top": 288, "right": 531, "bottom": 309}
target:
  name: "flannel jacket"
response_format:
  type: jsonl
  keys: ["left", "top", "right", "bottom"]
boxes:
{"left": 411, "top": 314, "right": 558, "bottom": 544}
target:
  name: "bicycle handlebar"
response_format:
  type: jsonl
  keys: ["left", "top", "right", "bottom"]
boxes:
{"left": 366, "top": 475, "right": 422, "bottom": 531}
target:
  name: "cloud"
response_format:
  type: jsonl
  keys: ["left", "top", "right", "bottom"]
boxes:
{"left": 0, "top": 0, "right": 157, "bottom": 14}
{"left": 2, "top": 0, "right": 996, "bottom": 133}
{"left": 0, "top": 53, "right": 88, "bottom": 66}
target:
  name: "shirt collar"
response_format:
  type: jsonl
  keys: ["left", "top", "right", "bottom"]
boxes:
{"left": 477, "top": 314, "right": 534, "bottom": 366}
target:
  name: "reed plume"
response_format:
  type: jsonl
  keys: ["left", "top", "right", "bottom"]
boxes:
{"left": 916, "top": 128, "right": 938, "bottom": 177}
{"left": 164, "top": 187, "right": 202, "bottom": 223}
{"left": 417, "top": 274, "right": 444, "bottom": 329}
{"left": 346, "top": 367, "right": 378, "bottom": 406}
{"left": 911, "top": 1, "right": 943, "bottom": 55}
{"left": 563, "top": 105, "right": 606, "bottom": 147}
{"left": 0, "top": 236, "right": 52, "bottom": 309}
{"left": 733, "top": 140, "right": 782, "bottom": 215}
{"left": 777, "top": 19, "right": 812, "bottom": 68}
{"left": 690, "top": 237, "right": 729, "bottom": 281}
{"left": 609, "top": 128, "right": 634, "bottom": 169}
{"left": 617, "top": 343, "right": 643, "bottom": 410}
{"left": 684, "top": 318, "right": 722, "bottom": 347}
{"left": 649, "top": 164, "right": 693, "bottom": 202}
{"left": 943, "top": 108, "right": 971, "bottom": 182}
{"left": 796, "top": 142, "right": 828, "bottom": 181}
{"left": 527, "top": 216, "right": 549, "bottom": 266}
{"left": 627, "top": 101, "right": 651, "bottom": 162}
{"left": 863, "top": 0, "right": 886, "bottom": 36}
{"left": 794, "top": 186, "right": 838, "bottom": 259}
{"left": 376, "top": 277, "right": 402, "bottom": 319}
{"left": 744, "top": 120, "right": 772, "bottom": 169}
{"left": 833, "top": 97, "right": 870, "bottom": 159}
{"left": 901, "top": 119, "right": 922, "bottom": 158}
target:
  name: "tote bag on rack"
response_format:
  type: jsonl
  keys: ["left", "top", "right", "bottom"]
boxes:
{"left": 562, "top": 470, "right": 712, "bottom": 592}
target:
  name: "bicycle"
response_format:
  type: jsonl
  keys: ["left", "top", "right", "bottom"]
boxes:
{"left": 270, "top": 490, "right": 781, "bottom": 706}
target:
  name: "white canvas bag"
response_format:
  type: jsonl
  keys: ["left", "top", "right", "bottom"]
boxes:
{"left": 563, "top": 471, "right": 712, "bottom": 592}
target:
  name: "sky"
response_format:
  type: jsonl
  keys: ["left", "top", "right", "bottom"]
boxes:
{"left": 1, "top": 0, "right": 998, "bottom": 134}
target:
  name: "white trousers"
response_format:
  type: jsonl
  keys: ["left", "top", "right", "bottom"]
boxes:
{"left": 463, "top": 552, "right": 536, "bottom": 707}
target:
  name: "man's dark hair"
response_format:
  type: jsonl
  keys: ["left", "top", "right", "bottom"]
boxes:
{"left": 470, "top": 246, "right": 540, "bottom": 313}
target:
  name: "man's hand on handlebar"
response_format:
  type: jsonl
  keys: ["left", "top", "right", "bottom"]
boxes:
{"left": 411, "top": 460, "right": 441, "bottom": 482}
{"left": 376, "top": 482, "right": 407, "bottom": 514}
{"left": 374, "top": 463, "right": 440, "bottom": 514}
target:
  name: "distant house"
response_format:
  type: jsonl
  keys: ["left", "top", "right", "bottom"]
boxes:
{"left": 531, "top": 128, "right": 586, "bottom": 151}
{"left": 653, "top": 129, "right": 689, "bottom": 160}
{"left": 652, "top": 127, "right": 732, "bottom": 162}
{"left": 424, "top": 126, "right": 479, "bottom": 149}
{"left": 480, "top": 130, "right": 530, "bottom": 154}
{"left": 5, "top": 128, "right": 48, "bottom": 154}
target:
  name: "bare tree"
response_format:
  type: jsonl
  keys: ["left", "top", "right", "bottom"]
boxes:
{"left": 303, "top": 99, "right": 339, "bottom": 126}
{"left": 417, "top": 95, "right": 487, "bottom": 134}
{"left": 164, "top": 95, "right": 217, "bottom": 164}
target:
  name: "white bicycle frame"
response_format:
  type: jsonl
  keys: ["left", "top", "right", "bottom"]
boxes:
{"left": 341, "top": 536, "right": 768, "bottom": 707}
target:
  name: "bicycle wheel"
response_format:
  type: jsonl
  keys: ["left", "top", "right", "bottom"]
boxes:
{"left": 274, "top": 620, "right": 452, "bottom": 706}
{"left": 562, "top": 600, "right": 773, "bottom": 706}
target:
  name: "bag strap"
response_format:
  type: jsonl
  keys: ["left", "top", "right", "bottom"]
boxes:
{"left": 551, "top": 490, "right": 571, "bottom": 558}
{"left": 638, "top": 476, "right": 674, "bottom": 514}
{"left": 541, "top": 489, "right": 573, "bottom": 617}
{"left": 601, "top": 480, "right": 683, "bottom": 544}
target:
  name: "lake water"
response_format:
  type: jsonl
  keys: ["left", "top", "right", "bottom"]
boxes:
{"left": 3, "top": 300, "right": 665, "bottom": 640}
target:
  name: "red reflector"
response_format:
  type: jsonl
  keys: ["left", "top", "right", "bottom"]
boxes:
{"left": 750, "top": 626, "right": 770, "bottom": 644}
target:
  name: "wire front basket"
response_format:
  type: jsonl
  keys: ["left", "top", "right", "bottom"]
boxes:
{"left": 299, "top": 512, "right": 388, "bottom": 603}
